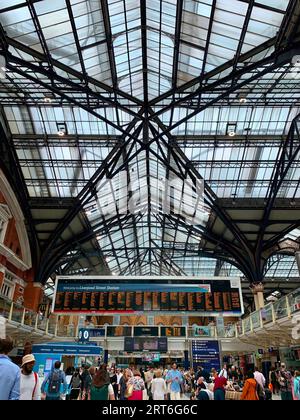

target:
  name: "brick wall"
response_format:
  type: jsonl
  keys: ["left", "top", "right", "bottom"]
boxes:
{"left": 23, "top": 282, "right": 43, "bottom": 311}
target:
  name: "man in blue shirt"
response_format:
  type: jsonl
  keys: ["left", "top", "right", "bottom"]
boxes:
{"left": 0, "top": 337, "right": 20, "bottom": 400}
{"left": 166, "top": 363, "right": 183, "bottom": 400}
{"left": 41, "top": 361, "right": 68, "bottom": 400}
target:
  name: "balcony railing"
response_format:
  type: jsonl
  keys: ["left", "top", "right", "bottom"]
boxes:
{"left": 0, "top": 286, "right": 299, "bottom": 340}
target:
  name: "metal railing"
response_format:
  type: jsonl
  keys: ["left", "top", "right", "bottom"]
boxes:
{"left": 0, "top": 287, "right": 299, "bottom": 340}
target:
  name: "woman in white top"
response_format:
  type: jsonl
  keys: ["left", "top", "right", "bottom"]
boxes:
{"left": 151, "top": 370, "right": 167, "bottom": 400}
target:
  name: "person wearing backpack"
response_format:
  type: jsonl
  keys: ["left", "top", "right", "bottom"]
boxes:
{"left": 69, "top": 368, "right": 82, "bottom": 400}
{"left": 41, "top": 361, "right": 67, "bottom": 400}
{"left": 89, "top": 367, "right": 115, "bottom": 400}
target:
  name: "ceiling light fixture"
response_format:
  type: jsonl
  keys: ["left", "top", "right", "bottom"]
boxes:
{"left": 227, "top": 122, "right": 237, "bottom": 137}
{"left": 56, "top": 122, "right": 67, "bottom": 137}
{"left": 239, "top": 97, "right": 247, "bottom": 103}
{"left": 44, "top": 97, "right": 52, "bottom": 103}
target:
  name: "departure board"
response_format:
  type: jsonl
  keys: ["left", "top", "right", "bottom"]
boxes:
{"left": 124, "top": 337, "right": 168, "bottom": 352}
{"left": 52, "top": 276, "right": 244, "bottom": 315}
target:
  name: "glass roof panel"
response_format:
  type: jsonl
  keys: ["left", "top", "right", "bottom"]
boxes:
{"left": 0, "top": 0, "right": 299, "bottom": 282}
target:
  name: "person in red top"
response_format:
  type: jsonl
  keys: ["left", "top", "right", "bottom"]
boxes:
{"left": 213, "top": 371, "right": 228, "bottom": 400}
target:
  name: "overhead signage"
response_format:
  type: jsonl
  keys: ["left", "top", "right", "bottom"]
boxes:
{"left": 32, "top": 343, "right": 102, "bottom": 356}
{"left": 161, "top": 327, "right": 186, "bottom": 337}
{"left": 134, "top": 327, "right": 159, "bottom": 337}
{"left": 78, "top": 328, "right": 105, "bottom": 342}
{"left": 124, "top": 337, "right": 168, "bottom": 352}
{"left": 52, "top": 276, "right": 243, "bottom": 316}
{"left": 192, "top": 340, "right": 221, "bottom": 372}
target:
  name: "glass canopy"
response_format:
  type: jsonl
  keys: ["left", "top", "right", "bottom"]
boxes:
{"left": 0, "top": 0, "right": 299, "bottom": 292}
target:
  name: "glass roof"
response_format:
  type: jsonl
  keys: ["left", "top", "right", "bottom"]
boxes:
{"left": 0, "top": 0, "right": 299, "bottom": 288}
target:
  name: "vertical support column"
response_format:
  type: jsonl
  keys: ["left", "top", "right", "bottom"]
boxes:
{"left": 46, "top": 318, "right": 50, "bottom": 335}
{"left": 253, "top": 294, "right": 259, "bottom": 310}
{"left": 184, "top": 349, "right": 189, "bottom": 370}
{"left": 54, "top": 316, "right": 59, "bottom": 337}
{"left": 235, "top": 323, "right": 239, "bottom": 338}
{"left": 9, "top": 301, "right": 14, "bottom": 321}
{"left": 286, "top": 296, "right": 291, "bottom": 318}
{"left": 76, "top": 321, "right": 80, "bottom": 339}
{"left": 250, "top": 283, "right": 265, "bottom": 310}
{"left": 21, "top": 307, "right": 26, "bottom": 325}
{"left": 35, "top": 312, "right": 39, "bottom": 330}
{"left": 271, "top": 304, "right": 276, "bottom": 323}
{"left": 104, "top": 349, "right": 109, "bottom": 364}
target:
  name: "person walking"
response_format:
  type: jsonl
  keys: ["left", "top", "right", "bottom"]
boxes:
{"left": 80, "top": 364, "right": 93, "bottom": 400}
{"left": 0, "top": 337, "right": 20, "bottom": 400}
{"left": 109, "top": 367, "right": 118, "bottom": 399}
{"left": 213, "top": 370, "right": 227, "bottom": 401}
{"left": 69, "top": 368, "right": 82, "bottom": 400}
{"left": 90, "top": 368, "right": 115, "bottom": 400}
{"left": 116, "top": 368, "right": 123, "bottom": 400}
{"left": 119, "top": 368, "right": 132, "bottom": 400}
{"left": 218, "top": 364, "right": 228, "bottom": 379}
{"left": 41, "top": 361, "right": 67, "bottom": 400}
{"left": 254, "top": 367, "right": 266, "bottom": 400}
{"left": 144, "top": 367, "right": 154, "bottom": 399}
{"left": 279, "top": 363, "right": 293, "bottom": 401}
{"left": 196, "top": 378, "right": 214, "bottom": 400}
{"left": 166, "top": 363, "right": 183, "bottom": 400}
{"left": 241, "top": 371, "right": 259, "bottom": 400}
{"left": 127, "top": 370, "right": 145, "bottom": 400}
{"left": 269, "top": 367, "right": 280, "bottom": 395}
{"left": 20, "top": 354, "right": 40, "bottom": 400}
{"left": 293, "top": 371, "right": 300, "bottom": 401}
{"left": 151, "top": 370, "right": 167, "bottom": 400}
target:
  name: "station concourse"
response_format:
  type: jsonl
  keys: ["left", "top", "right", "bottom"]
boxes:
{"left": 0, "top": 0, "right": 299, "bottom": 402}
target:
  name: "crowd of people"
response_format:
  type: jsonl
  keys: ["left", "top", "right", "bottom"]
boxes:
{"left": 1, "top": 336, "right": 300, "bottom": 400}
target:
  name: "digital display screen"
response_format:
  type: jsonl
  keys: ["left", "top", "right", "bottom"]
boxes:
{"left": 124, "top": 337, "right": 168, "bottom": 352}
{"left": 52, "top": 277, "right": 243, "bottom": 315}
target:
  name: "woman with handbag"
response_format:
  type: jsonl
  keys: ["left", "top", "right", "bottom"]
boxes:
{"left": 126, "top": 370, "right": 145, "bottom": 400}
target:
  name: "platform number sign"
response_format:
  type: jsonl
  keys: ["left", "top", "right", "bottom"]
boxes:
{"left": 79, "top": 329, "right": 90, "bottom": 343}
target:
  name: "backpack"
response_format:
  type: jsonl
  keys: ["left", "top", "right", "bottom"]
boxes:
{"left": 90, "top": 384, "right": 109, "bottom": 400}
{"left": 71, "top": 375, "right": 81, "bottom": 389}
{"left": 271, "top": 371, "right": 277, "bottom": 382}
{"left": 256, "top": 383, "right": 265, "bottom": 400}
{"left": 48, "top": 370, "right": 62, "bottom": 394}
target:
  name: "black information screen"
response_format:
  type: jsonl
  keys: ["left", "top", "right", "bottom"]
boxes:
{"left": 54, "top": 279, "right": 242, "bottom": 314}
{"left": 124, "top": 337, "right": 168, "bottom": 352}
